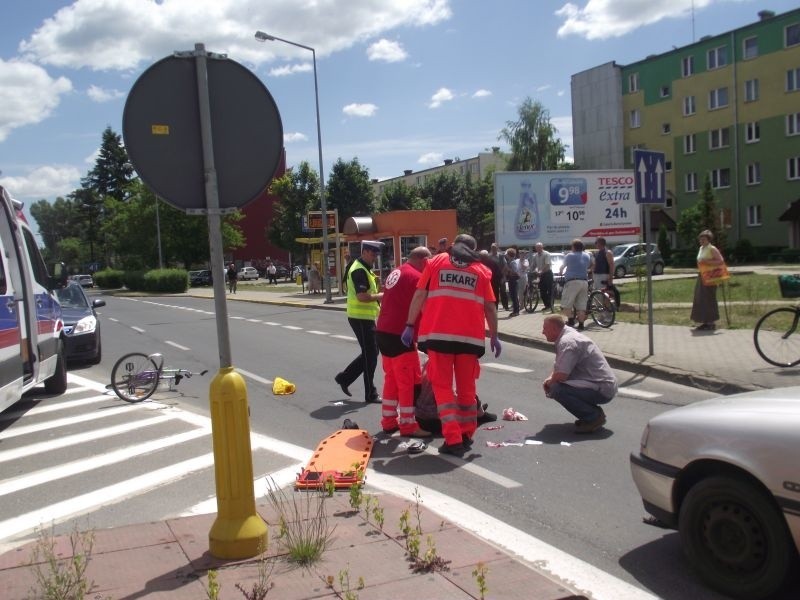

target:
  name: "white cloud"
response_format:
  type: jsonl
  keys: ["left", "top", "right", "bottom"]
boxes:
{"left": 269, "top": 62, "right": 313, "bottom": 77}
{"left": 429, "top": 87, "right": 454, "bottom": 108}
{"left": 536, "top": 84, "right": 552, "bottom": 92}
{"left": 555, "top": 0, "right": 723, "bottom": 40}
{"left": 472, "top": 89, "right": 492, "bottom": 98}
{"left": 87, "top": 84, "right": 124, "bottom": 102}
{"left": 367, "top": 39, "right": 407, "bottom": 62}
{"left": 343, "top": 103, "right": 378, "bottom": 117}
{"left": 0, "top": 59, "right": 72, "bottom": 142}
{"left": 0, "top": 165, "right": 81, "bottom": 200}
{"left": 418, "top": 152, "right": 443, "bottom": 165}
{"left": 557, "top": 89, "right": 566, "bottom": 97}
{"left": 284, "top": 132, "right": 308, "bottom": 143}
{"left": 18, "top": 0, "right": 452, "bottom": 71}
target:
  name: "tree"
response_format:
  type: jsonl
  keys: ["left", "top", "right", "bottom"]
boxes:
{"left": 458, "top": 172, "right": 495, "bottom": 248}
{"left": 419, "top": 171, "right": 463, "bottom": 211}
{"left": 267, "top": 162, "right": 319, "bottom": 259}
{"left": 499, "top": 98, "right": 566, "bottom": 171}
{"left": 82, "top": 126, "right": 134, "bottom": 202}
{"left": 325, "top": 157, "right": 375, "bottom": 225}
{"left": 377, "top": 180, "right": 422, "bottom": 212}
{"left": 657, "top": 223, "right": 672, "bottom": 262}
{"left": 29, "top": 196, "right": 84, "bottom": 257}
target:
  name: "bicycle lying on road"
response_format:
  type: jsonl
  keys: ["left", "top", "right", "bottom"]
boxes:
{"left": 753, "top": 274, "right": 800, "bottom": 367}
{"left": 108, "top": 352, "right": 208, "bottom": 402}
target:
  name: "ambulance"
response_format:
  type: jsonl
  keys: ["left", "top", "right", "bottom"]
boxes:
{"left": 0, "top": 184, "right": 67, "bottom": 412}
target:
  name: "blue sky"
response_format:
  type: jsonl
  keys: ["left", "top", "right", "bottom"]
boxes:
{"left": 0, "top": 0, "right": 797, "bottom": 228}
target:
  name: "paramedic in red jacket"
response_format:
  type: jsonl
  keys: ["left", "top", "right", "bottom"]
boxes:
{"left": 402, "top": 234, "right": 501, "bottom": 455}
{"left": 376, "top": 246, "right": 432, "bottom": 437}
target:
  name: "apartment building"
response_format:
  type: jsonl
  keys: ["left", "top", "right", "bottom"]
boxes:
{"left": 572, "top": 8, "right": 800, "bottom": 249}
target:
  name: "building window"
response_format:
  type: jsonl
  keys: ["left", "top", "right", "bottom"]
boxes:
{"left": 628, "top": 72, "right": 639, "bottom": 93}
{"left": 665, "top": 161, "right": 672, "bottom": 172}
{"left": 746, "top": 162, "right": 761, "bottom": 185}
{"left": 707, "top": 46, "right": 728, "bottom": 70}
{"left": 416, "top": 176, "right": 421, "bottom": 185}
{"left": 745, "top": 121, "right": 760, "bottom": 143}
{"left": 685, "top": 172, "right": 698, "bottom": 193}
{"left": 786, "top": 23, "right": 800, "bottom": 47}
{"left": 747, "top": 205, "right": 762, "bottom": 226}
{"left": 788, "top": 112, "right": 800, "bottom": 136}
{"left": 629, "top": 109, "right": 641, "bottom": 128}
{"left": 744, "top": 78, "right": 759, "bottom": 102}
{"left": 661, "top": 123, "right": 671, "bottom": 135}
{"left": 684, "top": 134, "right": 696, "bottom": 154}
{"left": 711, "top": 168, "right": 731, "bottom": 189}
{"left": 659, "top": 86, "right": 670, "bottom": 98}
{"left": 787, "top": 67, "right": 800, "bottom": 92}
{"left": 709, "top": 87, "right": 729, "bottom": 110}
{"left": 470, "top": 163, "right": 479, "bottom": 174}
{"left": 681, "top": 56, "right": 694, "bottom": 77}
{"left": 709, "top": 127, "right": 730, "bottom": 149}
{"left": 789, "top": 157, "right": 800, "bottom": 180}
{"left": 665, "top": 194, "right": 673, "bottom": 208}
{"left": 743, "top": 36, "right": 758, "bottom": 59}
{"left": 683, "top": 95, "right": 696, "bottom": 116}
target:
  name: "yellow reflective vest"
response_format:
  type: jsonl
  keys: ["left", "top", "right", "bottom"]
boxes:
{"left": 346, "top": 260, "right": 380, "bottom": 320}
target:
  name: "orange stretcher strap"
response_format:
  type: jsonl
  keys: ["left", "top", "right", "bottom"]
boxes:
{"left": 295, "top": 429, "right": 373, "bottom": 490}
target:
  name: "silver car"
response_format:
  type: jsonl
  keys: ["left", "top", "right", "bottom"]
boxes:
{"left": 630, "top": 387, "right": 800, "bottom": 599}
{"left": 612, "top": 242, "right": 664, "bottom": 277}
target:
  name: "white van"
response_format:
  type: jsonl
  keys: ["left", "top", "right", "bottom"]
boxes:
{"left": 0, "top": 184, "right": 67, "bottom": 412}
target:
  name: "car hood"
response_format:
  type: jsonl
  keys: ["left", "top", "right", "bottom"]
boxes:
{"left": 60, "top": 306, "right": 93, "bottom": 324}
{"left": 652, "top": 387, "right": 800, "bottom": 424}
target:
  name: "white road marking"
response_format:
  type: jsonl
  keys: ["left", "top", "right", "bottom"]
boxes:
{"left": 0, "top": 454, "right": 215, "bottom": 543}
{"left": 0, "top": 395, "right": 110, "bottom": 420}
{"left": 131, "top": 326, "right": 145, "bottom": 333}
{"left": 0, "top": 405, "right": 159, "bottom": 440}
{"left": 306, "top": 330, "right": 329, "bottom": 335}
{"left": 246, "top": 318, "right": 261, "bottom": 323}
{"left": 62, "top": 386, "right": 91, "bottom": 395}
{"left": 617, "top": 387, "right": 661, "bottom": 400}
{"left": 482, "top": 362, "right": 533, "bottom": 374}
{"left": 236, "top": 368, "right": 274, "bottom": 386}
{"left": 282, "top": 325, "right": 302, "bottom": 330}
{"left": 165, "top": 340, "right": 190, "bottom": 351}
{"left": 231, "top": 316, "right": 245, "bottom": 320}
{"left": 422, "top": 448, "right": 523, "bottom": 488}
{"left": 331, "top": 335, "right": 356, "bottom": 342}
{"left": 263, "top": 321, "right": 280, "bottom": 326}
{"left": 0, "top": 429, "right": 209, "bottom": 498}
{"left": 108, "top": 317, "right": 119, "bottom": 322}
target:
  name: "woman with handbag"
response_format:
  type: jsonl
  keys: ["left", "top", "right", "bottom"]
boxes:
{"left": 691, "top": 229, "right": 726, "bottom": 331}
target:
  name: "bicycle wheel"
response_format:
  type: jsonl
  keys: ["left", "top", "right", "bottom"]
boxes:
{"left": 753, "top": 307, "right": 800, "bottom": 367}
{"left": 110, "top": 352, "right": 161, "bottom": 402}
{"left": 589, "top": 291, "right": 616, "bottom": 328}
{"left": 525, "top": 285, "right": 540, "bottom": 313}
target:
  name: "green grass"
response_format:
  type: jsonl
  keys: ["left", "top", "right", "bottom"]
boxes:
{"left": 616, "top": 273, "right": 794, "bottom": 329}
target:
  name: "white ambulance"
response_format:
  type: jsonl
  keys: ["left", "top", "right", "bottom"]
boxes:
{"left": 0, "top": 184, "right": 67, "bottom": 412}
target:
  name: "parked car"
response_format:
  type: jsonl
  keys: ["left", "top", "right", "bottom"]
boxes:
{"left": 274, "top": 263, "right": 291, "bottom": 280}
{"left": 549, "top": 252, "right": 565, "bottom": 275}
{"left": 71, "top": 274, "right": 94, "bottom": 288}
{"left": 629, "top": 386, "right": 800, "bottom": 599}
{"left": 55, "top": 282, "right": 105, "bottom": 364}
{"left": 238, "top": 266, "right": 259, "bottom": 280}
{"left": 611, "top": 242, "right": 664, "bottom": 278}
{"left": 189, "top": 269, "right": 212, "bottom": 286}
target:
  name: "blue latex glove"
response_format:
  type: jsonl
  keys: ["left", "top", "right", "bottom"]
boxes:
{"left": 400, "top": 324, "right": 415, "bottom": 347}
{"left": 490, "top": 335, "right": 502, "bottom": 358}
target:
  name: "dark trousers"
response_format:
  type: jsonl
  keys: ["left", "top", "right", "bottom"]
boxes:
{"left": 508, "top": 278, "right": 520, "bottom": 314}
{"left": 341, "top": 317, "right": 379, "bottom": 401}
{"left": 498, "top": 281, "right": 509, "bottom": 310}
{"left": 539, "top": 270, "right": 554, "bottom": 309}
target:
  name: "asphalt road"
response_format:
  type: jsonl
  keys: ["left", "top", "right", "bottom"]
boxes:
{"left": 4, "top": 291, "right": 793, "bottom": 599}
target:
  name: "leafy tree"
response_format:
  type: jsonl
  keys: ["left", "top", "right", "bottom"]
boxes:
{"left": 499, "top": 98, "right": 566, "bottom": 171}
{"left": 325, "top": 157, "right": 375, "bottom": 225}
{"left": 82, "top": 126, "right": 134, "bottom": 202}
{"left": 698, "top": 174, "right": 717, "bottom": 240}
{"left": 657, "top": 223, "right": 672, "bottom": 262}
{"left": 29, "top": 196, "right": 84, "bottom": 257}
{"left": 377, "top": 180, "right": 422, "bottom": 212}
{"left": 676, "top": 204, "right": 703, "bottom": 248}
{"left": 419, "top": 171, "right": 463, "bottom": 210}
{"left": 267, "top": 162, "right": 318, "bottom": 258}
{"left": 458, "top": 171, "right": 495, "bottom": 248}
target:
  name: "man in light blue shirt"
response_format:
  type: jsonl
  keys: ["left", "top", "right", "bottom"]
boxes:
{"left": 558, "top": 239, "right": 591, "bottom": 330}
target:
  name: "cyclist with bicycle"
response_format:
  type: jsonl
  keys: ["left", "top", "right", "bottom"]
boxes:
{"left": 559, "top": 239, "right": 592, "bottom": 330}
{"left": 591, "top": 237, "right": 620, "bottom": 306}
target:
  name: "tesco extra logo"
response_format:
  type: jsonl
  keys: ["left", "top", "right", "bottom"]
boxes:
{"left": 598, "top": 176, "right": 634, "bottom": 186}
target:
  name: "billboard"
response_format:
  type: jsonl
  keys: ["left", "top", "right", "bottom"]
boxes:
{"left": 494, "top": 171, "right": 641, "bottom": 247}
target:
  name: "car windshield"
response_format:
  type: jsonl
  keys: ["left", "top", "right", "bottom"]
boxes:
{"left": 56, "top": 286, "right": 89, "bottom": 309}
{"left": 612, "top": 246, "right": 629, "bottom": 256}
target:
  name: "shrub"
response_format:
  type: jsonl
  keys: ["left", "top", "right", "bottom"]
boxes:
{"left": 123, "top": 270, "right": 147, "bottom": 291}
{"left": 143, "top": 269, "right": 189, "bottom": 293}
{"left": 92, "top": 268, "right": 125, "bottom": 289}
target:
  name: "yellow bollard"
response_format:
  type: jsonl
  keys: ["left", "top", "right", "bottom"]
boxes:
{"left": 208, "top": 367, "right": 267, "bottom": 559}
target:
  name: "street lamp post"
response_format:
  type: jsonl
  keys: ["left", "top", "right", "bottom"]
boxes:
{"left": 255, "top": 31, "right": 332, "bottom": 302}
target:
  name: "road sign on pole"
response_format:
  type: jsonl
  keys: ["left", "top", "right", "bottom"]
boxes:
{"left": 634, "top": 149, "right": 666, "bottom": 205}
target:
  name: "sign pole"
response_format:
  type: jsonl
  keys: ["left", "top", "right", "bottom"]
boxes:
{"left": 644, "top": 207, "right": 654, "bottom": 356}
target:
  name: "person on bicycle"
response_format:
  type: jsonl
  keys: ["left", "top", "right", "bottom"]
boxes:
{"left": 559, "top": 239, "right": 592, "bottom": 330}
{"left": 592, "top": 237, "right": 620, "bottom": 306}
{"left": 226, "top": 263, "right": 238, "bottom": 294}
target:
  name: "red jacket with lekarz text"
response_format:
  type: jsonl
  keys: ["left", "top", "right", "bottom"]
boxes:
{"left": 416, "top": 252, "right": 494, "bottom": 356}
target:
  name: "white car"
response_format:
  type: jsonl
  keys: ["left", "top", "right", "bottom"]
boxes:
{"left": 238, "top": 266, "right": 259, "bottom": 280}
{"left": 630, "top": 387, "right": 800, "bottom": 599}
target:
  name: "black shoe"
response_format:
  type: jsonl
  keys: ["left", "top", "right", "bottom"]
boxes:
{"left": 438, "top": 442, "right": 466, "bottom": 455}
{"left": 343, "top": 419, "right": 360, "bottom": 430}
{"left": 461, "top": 435, "right": 474, "bottom": 448}
{"left": 334, "top": 373, "right": 351, "bottom": 397}
{"left": 567, "top": 318, "right": 576, "bottom": 327}
{"left": 365, "top": 394, "right": 382, "bottom": 404}
{"left": 477, "top": 411, "right": 497, "bottom": 425}
{"left": 576, "top": 322, "right": 585, "bottom": 331}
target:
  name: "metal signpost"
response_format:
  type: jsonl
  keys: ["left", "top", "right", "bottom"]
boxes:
{"left": 633, "top": 149, "right": 667, "bottom": 356}
{"left": 123, "top": 44, "right": 283, "bottom": 559}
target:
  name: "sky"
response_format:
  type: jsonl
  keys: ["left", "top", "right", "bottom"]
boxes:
{"left": 0, "top": 0, "right": 797, "bottom": 229}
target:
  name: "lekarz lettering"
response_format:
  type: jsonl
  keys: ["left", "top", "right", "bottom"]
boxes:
{"left": 439, "top": 270, "right": 477, "bottom": 290}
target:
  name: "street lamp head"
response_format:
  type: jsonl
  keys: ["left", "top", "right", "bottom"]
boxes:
{"left": 254, "top": 31, "right": 275, "bottom": 42}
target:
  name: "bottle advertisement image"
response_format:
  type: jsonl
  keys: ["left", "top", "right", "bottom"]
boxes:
{"left": 493, "top": 170, "right": 641, "bottom": 247}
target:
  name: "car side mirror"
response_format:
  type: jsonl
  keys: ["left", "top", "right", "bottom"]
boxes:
{"left": 92, "top": 299, "right": 106, "bottom": 309}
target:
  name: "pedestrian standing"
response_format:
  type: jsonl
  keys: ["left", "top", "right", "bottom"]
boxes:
{"left": 505, "top": 247, "right": 520, "bottom": 316}
{"left": 376, "top": 246, "right": 432, "bottom": 437}
{"left": 559, "top": 239, "right": 592, "bottom": 330}
{"left": 532, "top": 243, "right": 554, "bottom": 312}
{"left": 335, "top": 241, "right": 384, "bottom": 403}
{"left": 489, "top": 243, "right": 509, "bottom": 311}
{"left": 403, "top": 234, "right": 500, "bottom": 455}
{"left": 691, "top": 230, "right": 725, "bottom": 331}
{"left": 542, "top": 314, "right": 617, "bottom": 433}
{"left": 267, "top": 261, "right": 277, "bottom": 284}
{"left": 226, "top": 263, "right": 238, "bottom": 294}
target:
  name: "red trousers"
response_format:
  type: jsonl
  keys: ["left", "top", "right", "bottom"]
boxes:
{"left": 426, "top": 351, "right": 479, "bottom": 445}
{"left": 380, "top": 351, "right": 422, "bottom": 434}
